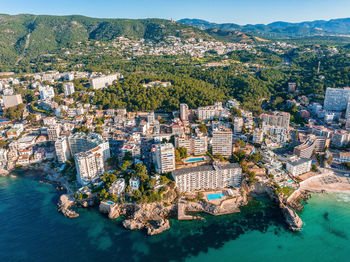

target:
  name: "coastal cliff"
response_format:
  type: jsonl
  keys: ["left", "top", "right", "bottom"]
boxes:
{"left": 100, "top": 201, "right": 175, "bottom": 235}
{"left": 244, "top": 180, "right": 303, "bottom": 231}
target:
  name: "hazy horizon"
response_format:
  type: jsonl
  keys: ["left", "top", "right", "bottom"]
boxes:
{"left": 2, "top": 0, "right": 350, "bottom": 25}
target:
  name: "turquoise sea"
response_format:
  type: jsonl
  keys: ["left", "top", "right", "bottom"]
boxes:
{"left": 1, "top": 174, "right": 350, "bottom": 262}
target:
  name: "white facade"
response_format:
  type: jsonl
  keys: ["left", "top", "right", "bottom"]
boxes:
{"left": 153, "top": 143, "right": 175, "bottom": 174}
{"left": 212, "top": 129, "right": 232, "bottom": 156}
{"left": 55, "top": 137, "right": 71, "bottom": 163}
{"left": 63, "top": 82, "right": 75, "bottom": 97}
{"left": 109, "top": 178, "right": 125, "bottom": 195}
{"left": 180, "top": 103, "right": 189, "bottom": 121}
{"left": 90, "top": 73, "right": 122, "bottom": 90}
{"left": 74, "top": 145, "right": 106, "bottom": 185}
{"left": 173, "top": 163, "right": 242, "bottom": 193}
{"left": 129, "top": 176, "right": 140, "bottom": 190}
{"left": 233, "top": 117, "right": 244, "bottom": 133}
{"left": 39, "top": 85, "right": 55, "bottom": 100}
{"left": 197, "top": 102, "right": 223, "bottom": 121}
{"left": 175, "top": 135, "right": 208, "bottom": 156}
{"left": 286, "top": 158, "right": 312, "bottom": 176}
{"left": 324, "top": 87, "right": 350, "bottom": 111}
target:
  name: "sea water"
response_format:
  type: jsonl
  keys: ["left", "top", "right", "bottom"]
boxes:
{"left": 0, "top": 174, "right": 349, "bottom": 262}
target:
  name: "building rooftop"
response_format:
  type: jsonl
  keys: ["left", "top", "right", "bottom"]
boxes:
{"left": 173, "top": 162, "right": 240, "bottom": 176}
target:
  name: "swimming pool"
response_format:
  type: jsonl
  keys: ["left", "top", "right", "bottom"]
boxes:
{"left": 106, "top": 201, "right": 115, "bottom": 205}
{"left": 207, "top": 193, "right": 224, "bottom": 201}
{"left": 185, "top": 157, "right": 205, "bottom": 163}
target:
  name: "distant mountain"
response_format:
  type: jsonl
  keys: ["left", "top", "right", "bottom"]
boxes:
{"left": 205, "top": 28, "right": 268, "bottom": 43}
{"left": 178, "top": 18, "right": 350, "bottom": 38}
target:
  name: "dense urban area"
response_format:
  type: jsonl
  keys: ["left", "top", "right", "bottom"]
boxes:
{"left": 2, "top": 15, "right": 350, "bottom": 234}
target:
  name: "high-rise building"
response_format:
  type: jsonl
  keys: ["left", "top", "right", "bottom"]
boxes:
{"left": 172, "top": 162, "right": 242, "bottom": 193}
{"left": 75, "top": 146, "right": 106, "bottom": 185}
{"left": 153, "top": 143, "right": 175, "bottom": 174}
{"left": 212, "top": 129, "right": 232, "bottom": 156}
{"left": 63, "top": 82, "right": 75, "bottom": 97}
{"left": 55, "top": 136, "right": 71, "bottom": 163}
{"left": 89, "top": 73, "right": 123, "bottom": 90}
{"left": 39, "top": 85, "right": 55, "bottom": 100}
{"left": 180, "top": 103, "right": 189, "bottom": 122}
{"left": 2, "top": 94, "right": 22, "bottom": 108}
{"left": 324, "top": 87, "right": 350, "bottom": 111}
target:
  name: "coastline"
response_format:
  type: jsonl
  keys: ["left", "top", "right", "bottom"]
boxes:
{"left": 5, "top": 166, "right": 350, "bottom": 235}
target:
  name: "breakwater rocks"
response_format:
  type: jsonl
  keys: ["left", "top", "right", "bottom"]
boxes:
{"left": 100, "top": 201, "right": 175, "bottom": 235}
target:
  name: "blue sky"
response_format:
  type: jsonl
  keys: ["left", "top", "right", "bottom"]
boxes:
{"left": 1, "top": 0, "right": 350, "bottom": 24}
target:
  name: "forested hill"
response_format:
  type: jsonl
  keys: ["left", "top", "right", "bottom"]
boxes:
{"left": 0, "top": 14, "right": 213, "bottom": 63}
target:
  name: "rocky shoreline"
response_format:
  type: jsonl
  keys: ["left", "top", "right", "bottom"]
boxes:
{"left": 2, "top": 167, "right": 307, "bottom": 235}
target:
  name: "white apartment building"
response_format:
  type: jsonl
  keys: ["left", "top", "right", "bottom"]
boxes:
{"left": 55, "top": 137, "right": 71, "bottom": 163}
{"left": 180, "top": 103, "right": 189, "bottom": 121}
{"left": 172, "top": 163, "right": 242, "bottom": 193}
{"left": 331, "top": 130, "right": 350, "bottom": 148}
{"left": 39, "top": 85, "right": 55, "bottom": 100}
{"left": 212, "top": 129, "right": 232, "bottom": 157}
{"left": 153, "top": 143, "right": 175, "bottom": 174}
{"left": 197, "top": 102, "right": 223, "bottom": 120}
{"left": 75, "top": 145, "right": 106, "bottom": 185}
{"left": 175, "top": 135, "right": 208, "bottom": 156}
{"left": 261, "top": 111, "right": 290, "bottom": 129}
{"left": 324, "top": 87, "right": 350, "bottom": 111}
{"left": 63, "top": 82, "right": 75, "bottom": 97}
{"left": 68, "top": 133, "right": 106, "bottom": 155}
{"left": 286, "top": 157, "right": 312, "bottom": 176}
{"left": 89, "top": 73, "right": 123, "bottom": 90}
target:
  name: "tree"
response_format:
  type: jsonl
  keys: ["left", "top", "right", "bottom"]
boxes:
{"left": 134, "top": 163, "right": 149, "bottom": 183}
{"left": 199, "top": 123, "right": 207, "bottom": 133}
{"left": 121, "top": 160, "right": 131, "bottom": 172}
{"left": 175, "top": 147, "right": 188, "bottom": 161}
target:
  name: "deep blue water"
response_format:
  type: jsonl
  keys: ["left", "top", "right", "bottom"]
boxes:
{"left": 1, "top": 174, "right": 350, "bottom": 262}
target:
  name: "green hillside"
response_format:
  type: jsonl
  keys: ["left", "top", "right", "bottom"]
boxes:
{"left": 0, "top": 14, "right": 213, "bottom": 66}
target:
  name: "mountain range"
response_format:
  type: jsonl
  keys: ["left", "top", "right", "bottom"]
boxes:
{"left": 178, "top": 18, "right": 350, "bottom": 38}
{"left": 2, "top": 14, "right": 350, "bottom": 68}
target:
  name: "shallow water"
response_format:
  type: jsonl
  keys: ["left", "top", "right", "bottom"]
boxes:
{"left": 0, "top": 175, "right": 349, "bottom": 262}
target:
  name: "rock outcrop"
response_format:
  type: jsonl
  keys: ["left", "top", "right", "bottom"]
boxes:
{"left": 99, "top": 201, "right": 174, "bottom": 235}
{"left": 280, "top": 203, "right": 303, "bottom": 231}
{"left": 57, "top": 194, "right": 79, "bottom": 218}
